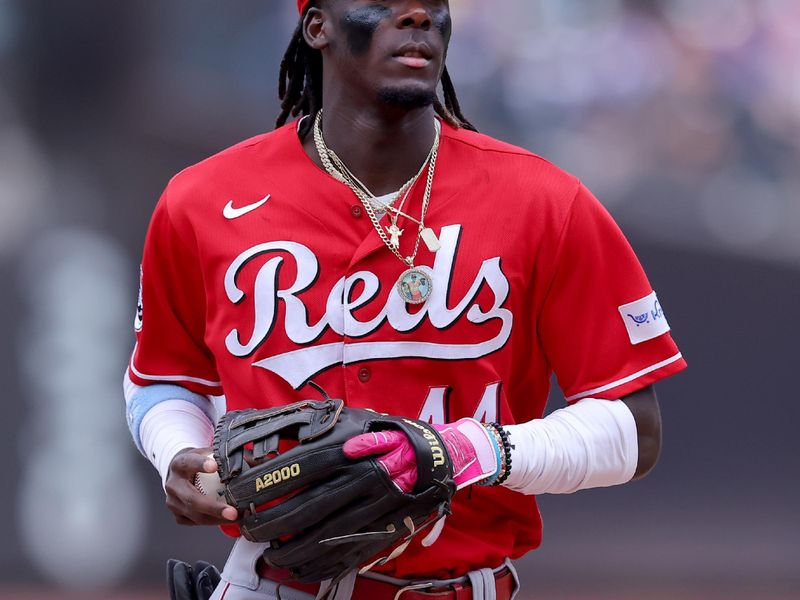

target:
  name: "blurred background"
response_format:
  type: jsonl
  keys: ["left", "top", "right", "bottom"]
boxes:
{"left": 0, "top": 0, "right": 798, "bottom": 598}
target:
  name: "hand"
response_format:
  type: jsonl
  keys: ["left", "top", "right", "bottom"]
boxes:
{"left": 212, "top": 401, "right": 459, "bottom": 579}
{"left": 165, "top": 447, "right": 238, "bottom": 526}
{"left": 343, "top": 418, "right": 500, "bottom": 493}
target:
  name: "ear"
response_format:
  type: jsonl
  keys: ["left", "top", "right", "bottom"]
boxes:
{"left": 303, "top": 8, "right": 329, "bottom": 50}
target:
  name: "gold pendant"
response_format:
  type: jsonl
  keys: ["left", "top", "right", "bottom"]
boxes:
{"left": 387, "top": 224, "right": 404, "bottom": 249}
{"left": 420, "top": 228, "right": 441, "bottom": 253}
{"left": 397, "top": 267, "right": 432, "bottom": 304}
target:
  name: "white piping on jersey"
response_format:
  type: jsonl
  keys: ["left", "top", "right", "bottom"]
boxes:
{"left": 565, "top": 352, "right": 683, "bottom": 402}
{"left": 128, "top": 343, "right": 222, "bottom": 388}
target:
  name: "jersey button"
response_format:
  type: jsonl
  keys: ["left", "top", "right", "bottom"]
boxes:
{"left": 357, "top": 367, "right": 371, "bottom": 383}
{"left": 350, "top": 205, "right": 363, "bottom": 219}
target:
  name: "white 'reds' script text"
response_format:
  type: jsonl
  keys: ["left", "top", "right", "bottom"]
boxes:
{"left": 223, "top": 225, "right": 513, "bottom": 388}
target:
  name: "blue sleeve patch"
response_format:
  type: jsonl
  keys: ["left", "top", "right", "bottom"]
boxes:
{"left": 126, "top": 384, "right": 217, "bottom": 456}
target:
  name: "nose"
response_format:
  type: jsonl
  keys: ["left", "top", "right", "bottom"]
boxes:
{"left": 397, "top": 2, "right": 432, "bottom": 31}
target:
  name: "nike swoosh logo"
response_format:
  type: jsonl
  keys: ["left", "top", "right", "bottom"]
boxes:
{"left": 223, "top": 194, "right": 271, "bottom": 220}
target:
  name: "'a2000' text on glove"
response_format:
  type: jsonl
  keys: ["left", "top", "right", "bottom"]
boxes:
{"left": 211, "top": 399, "right": 457, "bottom": 583}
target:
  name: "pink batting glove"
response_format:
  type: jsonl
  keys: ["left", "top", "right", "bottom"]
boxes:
{"left": 343, "top": 430, "right": 419, "bottom": 493}
{"left": 343, "top": 418, "right": 500, "bottom": 493}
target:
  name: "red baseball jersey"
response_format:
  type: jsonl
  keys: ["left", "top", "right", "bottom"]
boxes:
{"left": 129, "top": 120, "right": 686, "bottom": 579}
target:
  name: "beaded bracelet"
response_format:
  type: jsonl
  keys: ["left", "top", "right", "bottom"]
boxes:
{"left": 488, "top": 422, "right": 513, "bottom": 486}
{"left": 479, "top": 423, "right": 513, "bottom": 486}
{"left": 478, "top": 425, "right": 504, "bottom": 486}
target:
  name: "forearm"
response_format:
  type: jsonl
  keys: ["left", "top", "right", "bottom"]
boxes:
{"left": 621, "top": 385, "right": 662, "bottom": 479}
{"left": 124, "top": 371, "right": 217, "bottom": 485}
{"left": 140, "top": 401, "right": 215, "bottom": 486}
{"left": 503, "top": 397, "right": 639, "bottom": 495}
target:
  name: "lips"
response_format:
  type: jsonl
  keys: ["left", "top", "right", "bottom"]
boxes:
{"left": 392, "top": 42, "right": 434, "bottom": 69}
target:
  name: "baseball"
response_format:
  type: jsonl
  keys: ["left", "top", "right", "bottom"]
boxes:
{"left": 194, "top": 454, "right": 227, "bottom": 503}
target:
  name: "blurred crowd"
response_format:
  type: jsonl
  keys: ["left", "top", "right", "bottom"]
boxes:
{"left": 447, "top": 0, "right": 800, "bottom": 264}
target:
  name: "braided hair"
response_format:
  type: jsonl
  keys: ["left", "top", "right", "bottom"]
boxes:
{"left": 276, "top": 10, "right": 477, "bottom": 138}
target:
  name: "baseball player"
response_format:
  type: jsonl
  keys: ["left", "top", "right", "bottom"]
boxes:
{"left": 125, "top": 1, "right": 686, "bottom": 599}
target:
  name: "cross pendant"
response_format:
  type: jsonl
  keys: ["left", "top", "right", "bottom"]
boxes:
{"left": 388, "top": 224, "right": 404, "bottom": 249}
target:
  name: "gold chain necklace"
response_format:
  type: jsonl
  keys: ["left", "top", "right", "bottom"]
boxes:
{"left": 327, "top": 146, "right": 422, "bottom": 214}
{"left": 316, "top": 112, "right": 438, "bottom": 251}
{"left": 325, "top": 147, "right": 421, "bottom": 250}
{"left": 313, "top": 111, "right": 440, "bottom": 304}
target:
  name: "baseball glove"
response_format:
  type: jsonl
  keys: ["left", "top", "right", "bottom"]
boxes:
{"left": 212, "top": 397, "right": 455, "bottom": 583}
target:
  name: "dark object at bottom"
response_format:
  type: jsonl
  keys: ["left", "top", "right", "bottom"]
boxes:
{"left": 167, "top": 559, "right": 221, "bottom": 600}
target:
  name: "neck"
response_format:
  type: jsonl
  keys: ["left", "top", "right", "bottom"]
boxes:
{"left": 304, "top": 94, "right": 438, "bottom": 196}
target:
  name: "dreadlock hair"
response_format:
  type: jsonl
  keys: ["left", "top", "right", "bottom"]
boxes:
{"left": 276, "top": 11, "right": 477, "bottom": 139}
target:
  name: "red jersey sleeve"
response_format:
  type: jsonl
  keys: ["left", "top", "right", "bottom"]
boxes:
{"left": 538, "top": 184, "right": 686, "bottom": 403}
{"left": 128, "top": 186, "right": 222, "bottom": 395}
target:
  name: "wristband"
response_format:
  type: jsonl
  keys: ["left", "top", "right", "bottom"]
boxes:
{"left": 478, "top": 423, "right": 512, "bottom": 486}
{"left": 489, "top": 423, "right": 513, "bottom": 485}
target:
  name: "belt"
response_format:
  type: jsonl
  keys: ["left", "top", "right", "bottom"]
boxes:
{"left": 258, "top": 561, "right": 515, "bottom": 600}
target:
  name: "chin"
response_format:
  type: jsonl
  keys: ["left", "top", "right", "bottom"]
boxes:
{"left": 377, "top": 85, "right": 437, "bottom": 110}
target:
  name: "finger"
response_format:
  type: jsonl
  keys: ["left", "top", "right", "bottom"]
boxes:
{"left": 179, "top": 481, "right": 239, "bottom": 521}
{"left": 168, "top": 560, "right": 195, "bottom": 600}
{"left": 202, "top": 457, "right": 218, "bottom": 473}
{"left": 168, "top": 488, "right": 230, "bottom": 526}
{"left": 377, "top": 445, "right": 418, "bottom": 493}
{"left": 171, "top": 449, "right": 213, "bottom": 476}
{"left": 377, "top": 443, "right": 416, "bottom": 474}
{"left": 392, "top": 469, "right": 417, "bottom": 493}
{"left": 195, "top": 564, "right": 220, "bottom": 600}
{"left": 221, "top": 506, "right": 238, "bottom": 521}
{"left": 343, "top": 430, "right": 407, "bottom": 459}
{"left": 174, "top": 507, "right": 236, "bottom": 527}
{"left": 184, "top": 513, "right": 234, "bottom": 526}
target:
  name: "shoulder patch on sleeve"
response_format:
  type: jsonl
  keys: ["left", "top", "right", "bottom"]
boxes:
{"left": 134, "top": 265, "right": 143, "bottom": 332}
{"left": 618, "top": 291, "right": 670, "bottom": 345}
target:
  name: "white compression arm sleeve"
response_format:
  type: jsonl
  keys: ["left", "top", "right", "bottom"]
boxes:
{"left": 503, "top": 397, "right": 639, "bottom": 495}
{"left": 140, "top": 400, "right": 215, "bottom": 487}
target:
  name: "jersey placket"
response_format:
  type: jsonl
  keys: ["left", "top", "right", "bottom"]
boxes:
{"left": 340, "top": 208, "right": 397, "bottom": 406}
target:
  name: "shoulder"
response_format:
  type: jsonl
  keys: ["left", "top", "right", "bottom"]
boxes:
{"left": 159, "top": 123, "right": 299, "bottom": 225}
{"left": 443, "top": 124, "right": 535, "bottom": 157}
{"left": 442, "top": 123, "right": 582, "bottom": 215}
{"left": 166, "top": 124, "right": 296, "bottom": 201}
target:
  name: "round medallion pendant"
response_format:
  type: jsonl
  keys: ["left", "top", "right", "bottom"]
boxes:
{"left": 396, "top": 268, "right": 432, "bottom": 305}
